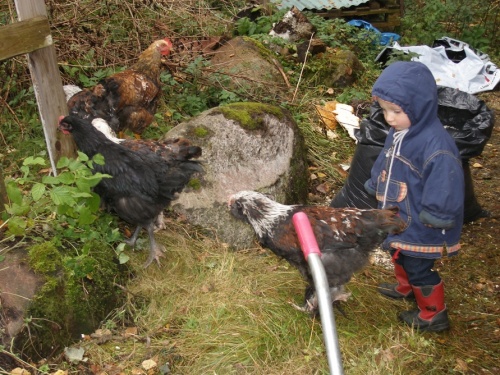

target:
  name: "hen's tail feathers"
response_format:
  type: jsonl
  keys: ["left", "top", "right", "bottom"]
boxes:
{"left": 362, "top": 207, "right": 405, "bottom": 235}
{"left": 352, "top": 207, "right": 405, "bottom": 252}
{"left": 161, "top": 138, "right": 202, "bottom": 161}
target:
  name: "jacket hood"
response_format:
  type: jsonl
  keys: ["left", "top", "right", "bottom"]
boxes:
{"left": 372, "top": 61, "right": 439, "bottom": 135}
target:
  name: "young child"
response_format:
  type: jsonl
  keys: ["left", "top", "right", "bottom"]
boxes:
{"left": 364, "top": 61, "right": 464, "bottom": 332}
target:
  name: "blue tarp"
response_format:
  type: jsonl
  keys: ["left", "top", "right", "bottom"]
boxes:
{"left": 347, "top": 19, "right": 400, "bottom": 46}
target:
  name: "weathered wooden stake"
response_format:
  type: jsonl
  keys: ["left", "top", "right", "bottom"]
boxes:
{"left": 13, "top": 0, "right": 75, "bottom": 174}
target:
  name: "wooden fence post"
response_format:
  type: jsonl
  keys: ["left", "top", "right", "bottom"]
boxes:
{"left": 14, "top": 0, "right": 76, "bottom": 174}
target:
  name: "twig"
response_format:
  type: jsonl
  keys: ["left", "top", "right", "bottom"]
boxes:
{"left": 123, "top": 1, "right": 142, "bottom": 50}
{"left": 113, "top": 282, "right": 141, "bottom": 298}
{"left": 292, "top": 32, "right": 314, "bottom": 103}
{"left": 272, "top": 58, "right": 291, "bottom": 88}
{"left": 0, "top": 347, "right": 38, "bottom": 373}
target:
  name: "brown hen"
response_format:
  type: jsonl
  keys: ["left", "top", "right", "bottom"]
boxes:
{"left": 67, "top": 38, "right": 173, "bottom": 138}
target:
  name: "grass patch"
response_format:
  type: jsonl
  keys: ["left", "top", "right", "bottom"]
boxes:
{"left": 64, "top": 221, "right": 499, "bottom": 374}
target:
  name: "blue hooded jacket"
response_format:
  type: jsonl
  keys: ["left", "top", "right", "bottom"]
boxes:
{"left": 364, "top": 62, "right": 464, "bottom": 258}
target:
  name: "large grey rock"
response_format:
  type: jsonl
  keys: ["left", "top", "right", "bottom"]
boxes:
{"left": 208, "top": 36, "right": 291, "bottom": 102}
{"left": 164, "top": 102, "right": 308, "bottom": 249}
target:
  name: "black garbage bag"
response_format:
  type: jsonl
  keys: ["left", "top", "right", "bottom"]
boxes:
{"left": 437, "top": 86, "right": 495, "bottom": 159}
{"left": 331, "top": 87, "right": 495, "bottom": 223}
{"left": 329, "top": 143, "right": 379, "bottom": 209}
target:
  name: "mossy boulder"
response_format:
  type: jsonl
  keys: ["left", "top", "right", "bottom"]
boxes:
{"left": 0, "top": 240, "right": 127, "bottom": 360}
{"left": 303, "top": 48, "right": 365, "bottom": 88}
{"left": 208, "top": 36, "right": 291, "bottom": 102}
{"left": 163, "top": 102, "right": 309, "bottom": 249}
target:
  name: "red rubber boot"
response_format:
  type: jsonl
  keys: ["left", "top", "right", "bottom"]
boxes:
{"left": 378, "top": 262, "right": 415, "bottom": 299}
{"left": 399, "top": 281, "right": 450, "bottom": 332}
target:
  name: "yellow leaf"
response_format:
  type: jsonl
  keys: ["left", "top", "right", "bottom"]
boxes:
{"left": 124, "top": 326, "right": 138, "bottom": 337}
{"left": 10, "top": 369, "right": 30, "bottom": 375}
{"left": 315, "top": 104, "right": 338, "bottom": 130}
{"left": 454, "top": 358, "right": 469, "bottom": 372}
{"left": 142, "top": 359, "right": 157, "bottom": 371}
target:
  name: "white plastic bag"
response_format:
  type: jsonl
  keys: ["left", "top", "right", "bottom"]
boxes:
{"left": 376, "top": 38, "right": 500, "bottom": 94}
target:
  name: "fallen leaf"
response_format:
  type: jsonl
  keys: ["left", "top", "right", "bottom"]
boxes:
{"left": 201, "top": 284, "right": 213, "bottom": 293}
{"left": 315, "top": 183, "right": 330, "bottom": 194}
{"left": 315, "top": 105, "right": 337, "bottom": 130}
{"left": 454, "top": 358, "right": 469, "bottom": 372}
{"left": 142, "top": 359, "right": 157, "bottom": 371}
{"left": 375, "top": 348, "right": 395, "bottom": 365}
{"left": 316, "top": 102, "right": 338, "bottom": 122}
{"left": 124, "top": 327, "right": 138, "bottom": 337}
{"left": 130, "top": 368, "right": 145, "bottom": 375}
{"left": 92, "top": 328, "right": 112, "bottom": 337}
{"left": 10, "top": 368, "right": 30, "bottom": 375}
{"left": 472, "top": 162, "right": 483, "bottom": 168}
{"left": 474, "top": 283, "right": 485, "bottom": 290}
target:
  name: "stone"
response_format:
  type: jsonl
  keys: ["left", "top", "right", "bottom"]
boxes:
{"left": 164, "top": 102, "right": 309, "bottom": 249}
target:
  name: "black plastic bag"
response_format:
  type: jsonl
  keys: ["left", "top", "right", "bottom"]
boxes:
{"left": 331, "top": 87, "right": 495, "bottom": 223}
{"left": 329, "top": 143, "right": 379, "bottom": 209}
{"left": 437, "top": 87, "right": 495, "bottom": 159}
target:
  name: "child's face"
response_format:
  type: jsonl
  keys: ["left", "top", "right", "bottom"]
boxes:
{"left": 377, "top": 98, "right": 411, "bottom": 131}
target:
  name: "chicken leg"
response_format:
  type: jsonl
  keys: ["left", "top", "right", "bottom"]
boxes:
{"left": 125, "top": 224, "right": 165, "bottom": 268}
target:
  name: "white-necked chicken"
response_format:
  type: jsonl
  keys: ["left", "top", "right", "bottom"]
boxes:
{"left": 58, "top": 115, "right": 202, "bottom": 267}
{"left": 229, "top": 190, "right": 405, "bottom": 314}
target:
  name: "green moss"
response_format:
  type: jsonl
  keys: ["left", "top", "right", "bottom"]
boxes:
{"left": 242, "top": 36, "right": 274, "bottom": 62}
{"left": 303, "top": 49, "right": 364, "bottom": 88}
{"left": 28, "top": 241, "right": 63, "bottom": 274}
{"left": 18, "top": 239, "right": 127, "bottom": 359}
{"left": 193, "top": 126, "right": 209, "bottom": 138}
{"left": 217, "top": 102, "right": 285, "bottom": 130}
{"left": 188, "top": 178, "right": 202, "bottom": 190}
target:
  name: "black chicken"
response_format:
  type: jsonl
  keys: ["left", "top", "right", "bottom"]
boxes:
{"left": 228, "top": 191, "right": 405, "bottom": 314}
{"left": 58, "top": 115, "right": 202, "bottom": 267}
{"left": 91, "top": 117, "right": 202, "bottom": 230}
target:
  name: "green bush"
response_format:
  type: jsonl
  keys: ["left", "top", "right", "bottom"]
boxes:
{"left": 2, "top": 153, "right": 129, "bottom": 359}
{"left": 401, "top": 0, "right": 499, "bottom": 57}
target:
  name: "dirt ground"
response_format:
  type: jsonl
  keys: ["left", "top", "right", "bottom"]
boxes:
{"left": 469, "top": 92, "right": 500, "bottom": 220}
{"left": 440, "top": 89, "right": 500, "bottom": 372}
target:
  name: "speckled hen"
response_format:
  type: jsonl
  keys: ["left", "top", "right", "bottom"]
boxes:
{"left": 229, "top": 190, "right": 405, "bottom": 314}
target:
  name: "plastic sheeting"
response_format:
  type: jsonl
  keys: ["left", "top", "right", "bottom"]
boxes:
{"left": 347, "top": 19, "right": 400, "bottom": 46}
{"left": 376, "top": 37, "right": 500, "bottom": 94}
